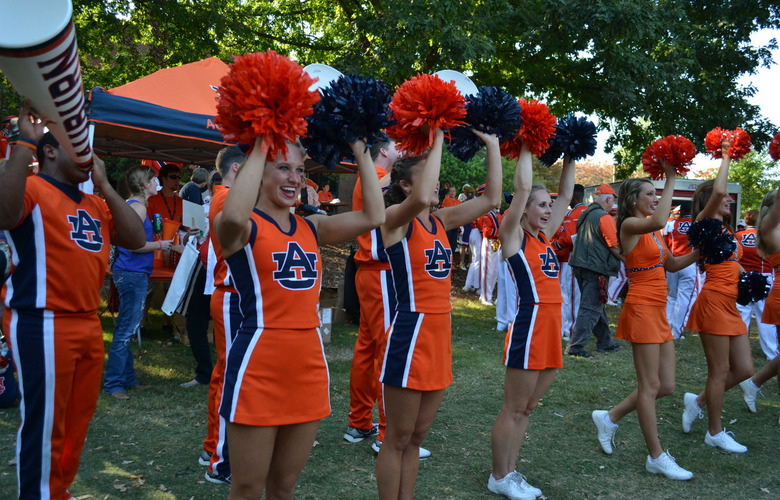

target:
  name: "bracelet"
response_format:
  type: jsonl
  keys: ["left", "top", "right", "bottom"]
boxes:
{"left": 158, "top": 241, "right": 163, "bottom": 250}
{"left": 13, "top": 140, "right": 36, "bottom": 152}
{"left": 17, "top": 137, "right": 38, "bottom": 148}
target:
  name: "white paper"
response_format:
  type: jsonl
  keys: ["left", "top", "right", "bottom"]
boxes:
{"left": 182, "top": 199, "right": 207, "bottom": 231}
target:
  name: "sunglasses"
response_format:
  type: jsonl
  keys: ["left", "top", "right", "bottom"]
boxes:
{"left": 166, "top": 175, "right": 181, "bottom": 180}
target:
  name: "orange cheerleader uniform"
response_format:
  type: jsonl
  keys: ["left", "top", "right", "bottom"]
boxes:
{"left": 762, "top": 250, "right": 780, "bottom": 325}
{"left": 616, "top": 231, "right": 671, "bottom": 343}
{"left": 503, "top": 230, "right": 563, "bottom": 370}
{"left": 220, "top": 209, "right": 329, "bottom": 426}
{"left": 686, "top": 235, "right": 747, "bottom": 336}
{"left": 379, "top": 215, "right": 453, "bottom": 390}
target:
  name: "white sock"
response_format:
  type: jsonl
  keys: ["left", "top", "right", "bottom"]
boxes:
{"left": 749, "top": 379, "right": 760, "bottom": 391}
{"left": 604, "top": 413, "right": 618, "bottom": 428}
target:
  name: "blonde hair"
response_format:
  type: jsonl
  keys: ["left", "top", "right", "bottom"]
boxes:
{"left": 119, "top": 165, "right": 156, "bottom": 199}
{"left": 757, "top": 188, "right": 778, "bottom": 256}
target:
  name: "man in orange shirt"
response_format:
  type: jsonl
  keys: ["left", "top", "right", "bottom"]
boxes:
{"left": 147, "top": 163, "right": 183, "bottom": 231}
{"left": 441, "top": 185, "right": 461, "bottom": 254}
{"left": 552, "top": 184, "right": 587, "bottom": 340}
{"left": 565, "top": 184, "right": 623, "bottom": 357}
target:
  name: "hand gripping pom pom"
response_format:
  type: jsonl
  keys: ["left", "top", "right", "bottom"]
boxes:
{"left": 386, "top": 73, "right": 467, "bottom": 156}
{"left": 500, "top": 99, "right": 557, "bottom": 159}
{"left": 539, "top": 116, "right": 598, "bottom": 167}
{"left": 704, "top": 127, "right": 752, "bottom": 162}
{"left": 445, "top": 86, "right": 522, "bottom": 162}
{"left": 737, "top": 271, "right": 771, "bottom": 306}
{"left": 214, "top": 50, "right": 320, "bottom": 161}
{"left": 687, "top": 218, "right": 737, "bottom": 266}
{"left": 769, "top": 132, "right": 780, "bottom": 162}
{"left": 641, "top": 135, "right": 697, "bottom": 180}
{"left": 301, "top": 75, "right": 394, "bottom": 169}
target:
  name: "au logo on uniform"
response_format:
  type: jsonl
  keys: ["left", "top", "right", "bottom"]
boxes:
{"left": 538, "top": 247, "right": 560, "bottom": 278}
{"left": 678, "top": 220, "right": 691, "bottom": 234}
{"left": 424, "top": 240, "right": 452, "bottom": 279}
{"left": 272, "top": 242, "right": 319, "bottom": 290}
{"left": 741, "top": 232, "right": 757, "bottom": 247}
{"left": 67, "top": 209, "right": 103, "bottom": 252}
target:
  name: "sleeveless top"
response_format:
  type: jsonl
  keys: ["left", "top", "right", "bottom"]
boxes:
{"left": 385, "top": 215, "right": 452, "bottom": 313}
{"left": 113, "top": 199, "right": 154, "bottom": 275}
{"left": 225, "top": 209, "right": 322, "bottom": 331}
{"left": 701, "top": 233, "right": 741, "bottom": 299}
{"left": 505, "top": 230, "right": 562, "bottom": 306}
{"left": 624, "top": 231, "right": 667, "bottom": 305}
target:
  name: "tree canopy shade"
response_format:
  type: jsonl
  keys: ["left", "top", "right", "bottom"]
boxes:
{"left": 2, "top": 0, "right": 778, "bottom": 178}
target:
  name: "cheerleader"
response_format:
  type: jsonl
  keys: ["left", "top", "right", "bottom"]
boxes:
{"left": 215, "top": 137, "right": 383, "bottom": 499}
{"left": 681, "top": 143, "right": 754, "bottom": 453}
{"left": 738, "top": 188, "right": 780, "bottom": 414}
{"left": 591, "top": 162, "right": 698, "bottom": 480}
{"left": 487, "top": 145, "right": 574, "bottom": 500}
{"left": 376, "top": 129, "right": 502, "bottom": 500}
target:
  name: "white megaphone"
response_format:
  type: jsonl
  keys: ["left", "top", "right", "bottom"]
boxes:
{"left": 0, "top": 0, "right": 92, "bottom": 166}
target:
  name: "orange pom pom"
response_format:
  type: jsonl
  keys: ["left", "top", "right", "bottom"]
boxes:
{"left": 704, "top": 127, "right": 752, "bottom": 161}
{"left": 500, "top": 99, "right": 557, "bottom": 159}
{"left": 214, "top": 50, "right": 320, "bottom": 161}
{"left": 641, "top": 135, "right": 696, "bottom": 180}
{"left": 769, "top": 132, "right": 780, "bottom": 162}
{"left": 385, "top": 73, "right": 467, "bottom": 156}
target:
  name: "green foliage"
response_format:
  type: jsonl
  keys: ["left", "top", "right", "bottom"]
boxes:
{"left": 2, "top": 0, "right": 778, "bottom": 175}
{"left": 703, "top": 150, "right": 780, "bottom": 212}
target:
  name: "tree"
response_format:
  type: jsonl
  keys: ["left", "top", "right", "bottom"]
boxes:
{"left": 2, "top": 0, "right": 778, "bottom": 174}
{"left": 695, "top": 150, "right": 779, "bottom": 212}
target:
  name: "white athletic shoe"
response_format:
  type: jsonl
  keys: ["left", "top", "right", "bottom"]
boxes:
{"left": 704, "top": 429, "right": 747, "bottom": 453}
{"left": 681, "top": 393, "right": 703, "bottom": 433}
{"left": 739, "top": 378, "right": 760, "bottom": 413}
{"left": 509, "top": 471, "right": 542, "bottom": 498}
{"left": 487, "top": 473, "right": 535, "bottom": 500}
{"left": 463, "top": 285, "right": 476, "bottom": 292}
{"left": 592, "top": 410, "right": 617, "bottom": 455}
{"left": 480, "top": 298, "right": 496, "bottom": 306}
{"left": 645, "top": 451, "right": 693, "bottom": 480}
{"left": 371, "top": 440, "right": 431, "bottom": 460}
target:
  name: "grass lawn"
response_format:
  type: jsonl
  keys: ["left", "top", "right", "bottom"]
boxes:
{"left": 1, "top": 295, "right": 779, "bottom": 499}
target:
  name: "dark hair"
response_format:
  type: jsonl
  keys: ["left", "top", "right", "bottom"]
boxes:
{"left": 616, "top": 178, "right": 654, "bottom": 247}
{"left": 572, "top": 184, "right": 584, "bottom": 200}
{"left": 370, "top": 141, "right": 390, "bottom": 162}
{"left": 679, "top": 200, "right": 692, "bottom": 216}
{"left": 744, "top": 209, "right": 758, "bottom": 227}
{"left": 215, "top": 146, "right": 248, "bottom": 177}
{"left": 36, "top": 132, "right": 60, "bottom": 169}
{"left": 384, "top": 155, "right": 426, "bottom": 207}
{"left": 158, "top": 163, "right": 181, "bottom": 179}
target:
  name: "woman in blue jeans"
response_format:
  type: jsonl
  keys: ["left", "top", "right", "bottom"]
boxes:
{"left": 105, "top": 166, "right": 172, "bottom": 400}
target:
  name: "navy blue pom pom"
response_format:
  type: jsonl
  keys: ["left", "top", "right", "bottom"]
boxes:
{"left": 446, "top": 86, "right": 522, "bottom": 162}
{"left": 302, "top": 75, "right": 394, "bottom": 169}
{"left": 539, "top": 116, "right": 598, "bottom": 167}
{"left": 687, "top": 218, "right": 737, "bottom": 265}
{"left": 737, "top": 271, "right": 772, "bottom": 305}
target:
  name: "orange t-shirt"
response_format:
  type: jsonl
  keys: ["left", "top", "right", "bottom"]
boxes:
{"left": 318, "top": 190, "right": 333, "bottom": 203}
{"left": 147, "top": 193, "right": 183, "bottom": 224}
{"left": 736, "top": 227, "right": 769, "bottom": 273}
{"left": 441, "top": 197, "right": 460, "bottom": 208}
{"left": 598, "top": 214, "right": 619, "bottom": 248}
{"left": 353, "top": 166, "right": 390, "bottom": 267}
{"left": 664, "top": 216, "right": 693, "bottom": 257}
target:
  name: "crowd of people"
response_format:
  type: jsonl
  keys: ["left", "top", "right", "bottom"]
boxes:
{"left": 1, "top": 93, "right": 780, "bottom": 500}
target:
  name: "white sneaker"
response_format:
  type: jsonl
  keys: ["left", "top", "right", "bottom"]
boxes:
{"left": 487, "top": 473, "right": 535, "bottom": 500}
{"left": 463, "top": 285, "right": 476, "bottom": 292}
{"left": 480, "top": 298, "right": 496, "bottom": 306}
{"left": 704, "top": 429, "right": 747, "bottom": 453}
{"left": 496, "top": 323, "right": 507, "bottom": 331}
{"left": 645, "top": 451, "right": 693, "bottom": 480}
{"left": 371, "top": 440, "right": 431, "bottom": 460}
{"left": 508, "top": 471, "right": 542, "bottom": 498}
{"left": 739, "top": 379, "right": 760, "bottom": 413}
{"left": 592, "top": 410, "right": 617, "bottom": 455}
{"left": 681, "top": 393, "right": 702, "bottom": 433}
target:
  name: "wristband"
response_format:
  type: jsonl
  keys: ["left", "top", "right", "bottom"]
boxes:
{"left": 158, "top": 241, "right": 163, "bottom": 250}
{"left": 13, "top": 139, "right": 37, "bottom": 152}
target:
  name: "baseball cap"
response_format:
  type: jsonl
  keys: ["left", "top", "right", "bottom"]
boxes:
{"left": 594, "top": 184, "right": 615, "bottom": 196}
{"left": 737, "top": 218, "right": 746, "bottom": 227}
{"left": 476, "top": 184, "right": 486, "bottom": 195}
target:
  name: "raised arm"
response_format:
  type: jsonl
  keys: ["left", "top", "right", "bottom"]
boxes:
{"left": 759, "top": 183, "right": 780, "bottom": 254}
{"left": 91, "top": 156, "right": 145, "bottom": 250}
{"left": 544, "top": 155, "right": 576, "bottom": 240}
{"left": 622, "top": 162, "right": 677, "bottom": 242}
{"left": 216, "top": 138, "right": 267, "bottom": 258}
{"left": 697, "top": 143, "right": 732, "bottom": 221}
{"left": 436, "top": 130, "right": 503, "bottom": 231}
{"left": 0, "top": 101, "right": 47, "bottom": 229}
{"left": 311, "top": 139, "right": 385, "bottom": 245}
{"left": 382, "top": 129, "right": 444, "bottom": 245}
{"left": 498, "top": 145, "right": 533, "bottom": 258}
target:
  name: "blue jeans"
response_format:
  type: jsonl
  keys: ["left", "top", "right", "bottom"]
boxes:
{"left": 104, "top": 271, "right": 148, "bottom": 393}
